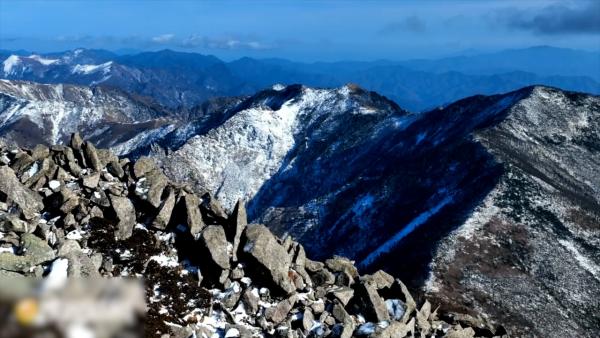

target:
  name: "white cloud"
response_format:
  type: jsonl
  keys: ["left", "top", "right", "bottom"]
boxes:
{"left": 151, "top": 34, "right": 175, "bottom": 43}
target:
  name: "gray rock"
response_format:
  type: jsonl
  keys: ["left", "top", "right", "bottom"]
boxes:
{"left": 265, "top": 295, "right": 297, "bottom": 324}
{"left": 242, "top": 288, "right": 260, "bottom": 314}
{"left": 301, "top": 308, "right": 314, "bottom": 332}
{"left": 354, "top": 281, "right": 390, "bottom": 322}
{"left": 0, "top": 233, "right": 55, "bottom": 272}
{"left": 241, "top": 224, "right": 295, "bottom": 295}
{"left": 183, "top": 193, "right": 204, "bottom": 235}
{"left": 109, "top": 194, "right": 136, "bottom": 240}
{"left": 152, "top": 187, "right": 175, "bottom": 230}
{"left": 82, "top": 172, "right": 101, "bottom": 188}
{"left": 309, "top": 267, "right": 335, "bottom": 287}
{"left": 0, "top": 166, "right": 43, "bottom": 220}
{"left": 132, "top": 156, "right": 157, "bottom": 179}
{"left": 107, "top": 160, "right": 124, "bottom": 179}
{"left": 328, "top": 287, "right": 354, "bottom": 306}
{"left": 0, "top": 214, "right": 35, "bottom": 233}
{"left": 200, "top": 225, "right": 230, "bottom": 270}
{"left": 30, "top": 144, "right": 50, "bottom": 161}
{"left": 83, "top": 141, "right": 101, "bottom": 171}
{"left": 444, "top": 326, "right": 475, "bottom": 338}
{"left": 325, "top": 256, "right": 359, "bottom": 279}
{"left": 58, "top": 239, "right": 82, "bottom": 256}
{"left": 227, "top": 199, "right": 247, "bottom": 261}
{"left": 416, "top": 300, "right": 432, "bottom": 335}
{"left": 362, "top": 270, "right": 395, "bottom": 290}
{"left": 90, "top": 189, "right": 110, "bottom": 207}
{"left": 144, "top": 169, "right": 169, "bottom": 209}
{"left": 65, "top": 251, "right": 100, "bottom": 278}
{"left": 201, "top": 193, "right": 228, "bottom": 220}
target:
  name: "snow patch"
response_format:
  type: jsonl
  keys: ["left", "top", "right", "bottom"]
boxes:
{"left": 360, "top": 194, "right": 454, "bottom": 267}
{"left": 72, "top": 61, "right": 113, "bottom": 75}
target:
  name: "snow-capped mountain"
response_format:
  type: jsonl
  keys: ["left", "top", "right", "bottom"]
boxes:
{"left": 0, "top": 79, "right": 172, "bottom": 147}
{"left": 0, "top": 77, "right": 597, "bottom": 336}
{"left": 2, "top": 48, "right": 599, "bottom": 113}
{"left": 1, "top": 49, "right": 240, "bottom": 111}
{"left": 151, "top": 84, "right": 599, "bottom": 337}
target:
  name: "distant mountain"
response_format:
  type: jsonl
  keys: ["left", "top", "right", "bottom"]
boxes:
{"left": 398, "top": 46, "right": 600, "bottom": 81}
{"left": 1, "top": 47, "right": 599, "bottom": 112}
{"left": 150, "top": 84, "right": 599, "bottom": 337}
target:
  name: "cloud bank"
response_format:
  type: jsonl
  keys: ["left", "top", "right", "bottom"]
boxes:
{"left": 495, "top": 1, "right": 600, "bottom": 35}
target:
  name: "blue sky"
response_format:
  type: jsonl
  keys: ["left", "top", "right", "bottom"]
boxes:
{"left": 1, "top": 0, "right": 598, "bottom": 61}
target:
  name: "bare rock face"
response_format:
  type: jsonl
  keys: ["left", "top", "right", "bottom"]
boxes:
{"left": 0, "top": 166, "right": 44, "bottom": 220}
{"left": 197, "top": 225, "right": 230, "bottom": 285}
{"left": 109, "top": 194, "right": 136, "bottom": 240}
{"left": 241, "top": 223, "right": 296, "bottom": 295}
{"left": 0, "top": 135, "right": 500, "bottom": 338}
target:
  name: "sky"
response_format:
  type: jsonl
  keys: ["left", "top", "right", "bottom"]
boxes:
{"left": 1, "top": 0, "right": 599, "bottom": 61}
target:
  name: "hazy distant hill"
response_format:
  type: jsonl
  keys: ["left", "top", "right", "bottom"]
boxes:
{"left": 2, "top": 46, "right": 599, "bottom": 111}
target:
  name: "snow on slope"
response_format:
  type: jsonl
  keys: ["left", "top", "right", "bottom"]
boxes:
{"left": 163, "top": 87, "right": 339, "bottom": 210}
{"left": 72, "top": 61, "right": 113, "bottom": 75}
{"left": 0, "top": 79, "right": 164, "bottom": 145}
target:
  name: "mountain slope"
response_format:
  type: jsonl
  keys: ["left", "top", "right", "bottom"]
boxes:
{"left": 154, "top": 84, "right": 599, "bottom": 337}
{"left": 0, "top": 79, "right": 172, "bottom": 148}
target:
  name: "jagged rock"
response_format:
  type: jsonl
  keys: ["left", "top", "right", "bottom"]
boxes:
{"left": 90, "top": 189, "right": 110, "bottom": 207}
{"left": 109, "top": 194, "right": 136, "bottom": 240}
{"left": 183, "top": 193, "right": 204, "bottom": 235}
{"left": 354, "top": 281, "right": 390, "bottom": 322}
{"left": 0, "top": 214, "right": 35, "bottom": 233}
{"left": 444, "top": 326, "right": 476, "bottom": 338}
{"left": 362, "top": 270, "right": 395, "bottom": 290}
{"left": 227, "top": 199, "right": 247, "bottom": 261}
{"left": 308, "top": 267, "right": 335, "bottom": 287}
{"left": 64, "top": 251, "right": 100, "bottom": 278}
{"left": 241, "top": 224, "right": 295, "bottom": 295}
{"left": 301, "top": 308, "right": 314, "bottom": 332}
{"left": 132, "top": 156, "right": 157, "bottom": 179}
{"left": 201, "top": 192, "right": 228, "bottom": 221}
{"left": 83, "top": 141, "right": 101, "bottom": 172}
{"left": 265, "top": 295, "right": 297, "bottom": 324}
{"left": 152, "top": 187, "right": 175, "bottom": 230}
{"left": 144, "top": 169, "right": 169, "bottom": 208}
{"left": 82, "top": 172, "right": 101, "bottom": 188}
{"left": 416, "top": 300, "right": 432, "bottom": 335}
{"left": 198, "top": 225, "right": 230, "bottom": 285}
{"left": 0, "top": 166, "right": 44, "bottom": 220}
{"left": 325, "top": 256, "right": 359, "bottom": 280}
{"left": 31, "top": 144, "right": 50, "bottom": 161}
{"left": 10, "top": 152, "right": 34, "bottom": 175}
{"left": 0, "top": 233, "right": 55, "bottom": 272}
{"left": 305, "top": 259, "right": 325, "bottom": 272}
{"left": 58, "top": 239, "right": 81, "bottom": 256}
{"left": 107, "top": 160, "right": 124, "bottom": 178}
{"left": 242, "top": 288, "right": 260, "bottom": 314}
{"left": 328, "top": 287, "right": 354, "bottom": 306}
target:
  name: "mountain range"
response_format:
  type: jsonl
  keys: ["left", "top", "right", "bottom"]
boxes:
{"left": 2, "top": 46, "right": 599, "bottom": 112}
{"left": 0, "top": 46, "right": 599, "bottom": 337}
{"left": 0, "top": 75, "right": 598, "bottom": 336}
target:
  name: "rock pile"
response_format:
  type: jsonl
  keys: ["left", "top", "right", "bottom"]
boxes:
{"left": 0, "top": 134, "right": 505, "bottom": 338}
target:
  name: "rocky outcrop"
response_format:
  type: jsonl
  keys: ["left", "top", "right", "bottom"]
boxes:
{"left": 0, "top": 135, "right": 500, "bottom": 338}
